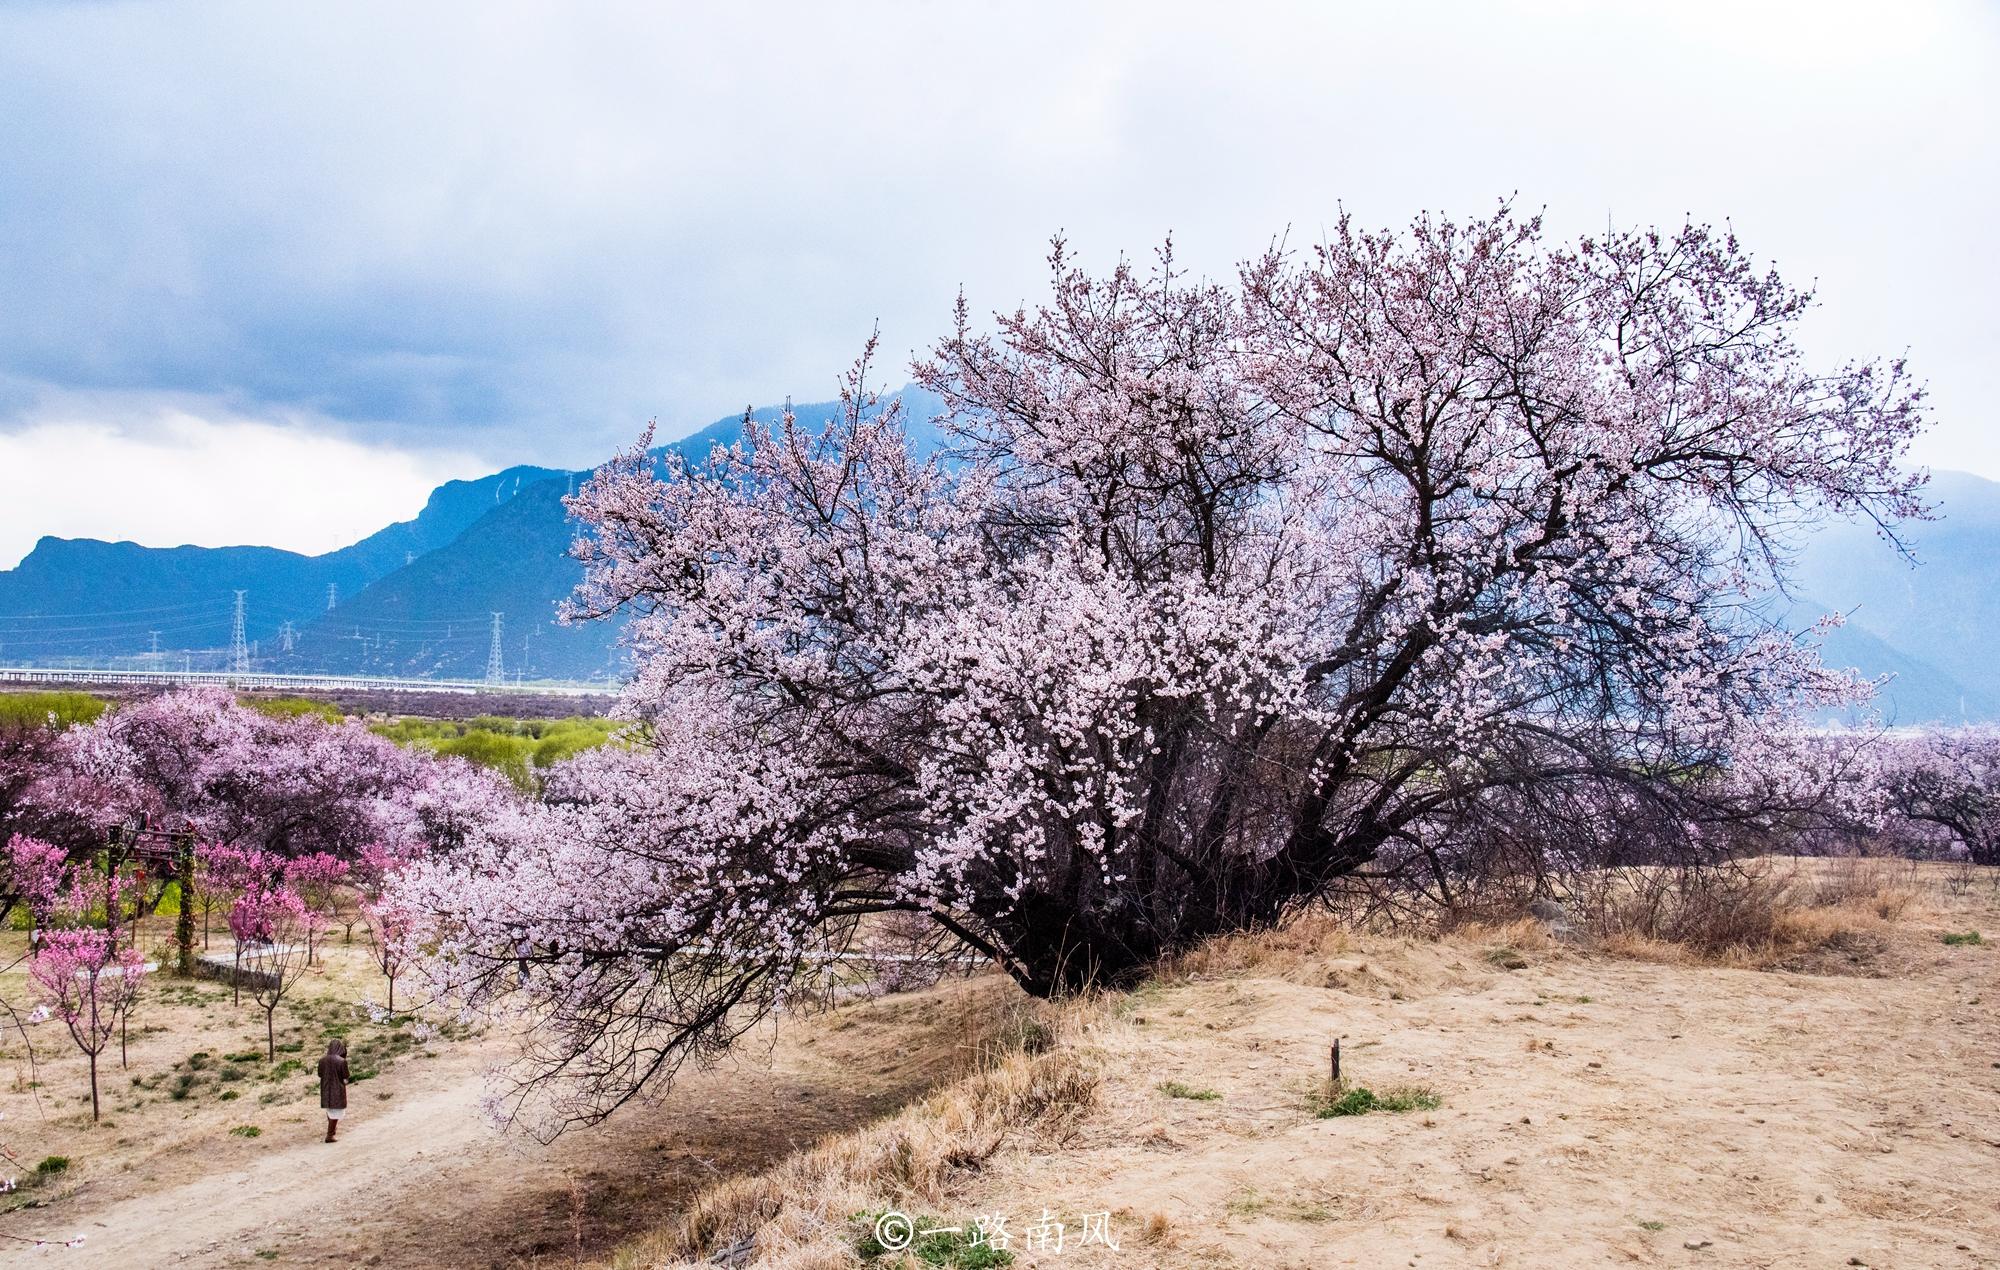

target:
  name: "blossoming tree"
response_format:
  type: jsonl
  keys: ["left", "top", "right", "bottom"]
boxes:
{"left": 282, "top": 852, "right": 350, "bottom": 964}
{"left": 394, "top": 208, "right": 1927, "bottom": 1130}
{"left": 29, "top": 928, "right": 146, "bottom": 1122}
{"left": 229, "top": 886, "right": 321, "bottom": 1060}
{"left": 47, "top": 687, "right": 506, "bottom": 865}
{"left": 1876, "top": 728, "right": 2000, "bottom": 864}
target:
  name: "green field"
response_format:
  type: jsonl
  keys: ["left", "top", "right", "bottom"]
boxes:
{"left": 366, "top": 714, "right": 621, "bottom": 789}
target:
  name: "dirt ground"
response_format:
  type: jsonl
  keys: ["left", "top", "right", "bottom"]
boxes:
{"left": 4, "top": 864, "right": 1997, "bottom": 1269}
{"left": 0, "top": 924, "right": 1000, "bottom": 1268}
{"left": 927, "top": 866, "right": 2000, "bottom": 1269}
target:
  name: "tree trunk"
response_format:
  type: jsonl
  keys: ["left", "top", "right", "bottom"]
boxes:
{"left": 88, "top": 1051, "right": 99, "bottom": 1123}
{"left": 266, "top": 1006, "right": 276, "bottom": 1061}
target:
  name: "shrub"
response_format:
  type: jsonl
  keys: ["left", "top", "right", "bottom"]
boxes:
{"left": 1157, "top": 1081, "right": 1221, "bottom": 1101}
{"left": 1308, "top": 1081, "right": 1440, "bottom": 1118}
{"left": 1943, "top": 931, "right": 1984, "bottom": 947}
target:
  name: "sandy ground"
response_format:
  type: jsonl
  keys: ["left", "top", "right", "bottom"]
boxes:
{"left": 6, "top": 866, "right": 1998, "bottom": 1269}
{"left": 935, "top": 872, "right": 2000, "bottom": 1269}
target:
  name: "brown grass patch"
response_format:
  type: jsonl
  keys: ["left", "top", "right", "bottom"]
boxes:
{"left": 607, "top": 998, "right": 1104, "bottom": 1269}
{"left": 1583, "top": 859, "right": 1916, "bottom": 969}
{"left": 1153, "top": 911, "right": 1353, "bottom": 983}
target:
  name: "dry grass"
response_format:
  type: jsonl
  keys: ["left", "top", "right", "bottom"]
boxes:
{"left": 1584, "top": 858, "right": 1921, "bottom": 969}
{"left": 1154, "top": 910, "right": 1355, "bottom": 983}
{"left": 608, "top": 998, "right": 1105, "bottom": 1270}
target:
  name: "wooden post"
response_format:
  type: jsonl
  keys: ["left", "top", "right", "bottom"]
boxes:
{"left": 1330, "top": 1037, "right": 1341, "bottom": 1085}
{"left": 102, "top": 824, "right": 121, "bottom": 952}
{"left": 174, "top": 831, "right": 198, "bottom": 977}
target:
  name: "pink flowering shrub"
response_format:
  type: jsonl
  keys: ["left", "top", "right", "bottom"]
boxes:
{"left": 5, "top": 833, "right": 71, "bottom": 931}
{"left": 283, "top": 851, "right": 350, "bottom": 962}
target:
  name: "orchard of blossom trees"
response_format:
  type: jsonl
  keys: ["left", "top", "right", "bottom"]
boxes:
{"left": 0, "top": 687, "right": 520, "bottom": 1112}
{"left": 382, "top": 207, "right": 1964, "bottom": 1132}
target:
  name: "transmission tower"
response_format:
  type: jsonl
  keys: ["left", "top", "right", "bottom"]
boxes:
{"left": 149, "top": 631, "right": 161, "bottom": 665}
{"left": 326, "top": 583, "right": 339, "bottom": 612}
{"left": 228, "top": 591, "right": 250, "bottom": 674}
{"left": 278, "top": 621, "right": 296, "bottom": 654}
{"left": 485, "top": 612, "right": 505, "bottom": 684}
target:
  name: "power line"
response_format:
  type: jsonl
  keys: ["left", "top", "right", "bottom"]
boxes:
{"left": 0, "top": 608, "right": 221, "bottom": 628}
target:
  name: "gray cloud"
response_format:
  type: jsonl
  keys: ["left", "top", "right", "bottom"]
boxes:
{"left": 1, "top": 0, "right": 1994, "bottom": 480}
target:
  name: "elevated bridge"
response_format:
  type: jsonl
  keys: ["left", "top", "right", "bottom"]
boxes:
{"left": 0, "top": 665, "right": 618, "bottom": 698}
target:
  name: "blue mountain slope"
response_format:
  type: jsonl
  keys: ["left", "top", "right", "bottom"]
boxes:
{"left": 277, "top": 387, "right": 946, "bottom": 681}
{"left": 1790, "top": 470, "right": 2000, "bottom": 723}
{"left": 0, "top": 464, "right": 565, "bottom": 662}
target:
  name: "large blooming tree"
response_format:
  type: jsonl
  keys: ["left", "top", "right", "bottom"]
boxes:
{"left": 394, "top": 209, "right": 1926, "bottom": 1131}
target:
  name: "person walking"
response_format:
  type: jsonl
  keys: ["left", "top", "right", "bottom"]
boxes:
{"left": 318, "top": 1038, "right": 349, "bottom": 1142}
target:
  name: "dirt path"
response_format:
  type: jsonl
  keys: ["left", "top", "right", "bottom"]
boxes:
{"left": 15, "top": 980, "right": 1001, "bottom": 1268}
{"left": 55, "top": 1046, "right": 495, "bottom": 1266}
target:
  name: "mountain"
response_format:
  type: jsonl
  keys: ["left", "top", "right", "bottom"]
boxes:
{"left": 1791, "top": 469, "right": 2000, "bottom": 724}
{"left": 0, "top": 464, "right": 567, "bottom": 664}
{"left": 2, "top": 388, "right": 1995, "bottom": 711}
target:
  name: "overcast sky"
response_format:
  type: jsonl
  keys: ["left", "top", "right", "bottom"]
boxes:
{"left": 0, "top": 0, "right": 1994, "bottom": 565}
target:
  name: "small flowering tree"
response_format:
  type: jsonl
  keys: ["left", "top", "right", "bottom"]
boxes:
{"left": 355, "top": 843, "right": 421, "bottom": 1013}
{"left": 362, "top": 898, "right": 409, "bottom": 1014}
{"left": 4, "top": 834, "right": 70, "bottom": 940}
{"left": 229, "top": 886, "right": 321, "bottom": 1059}
{"left": 29, "top": 928, "right": 145, "bottom": 1121}
{"left": 1877, "top": 728, "right": 2000, "bottom": 865}
{"left": 195, "top": 842, "right": 273, "bottom": 951}
{"left": 282, "top": 852, "right": 350, "bottom": 964}
{"left": 394, "top": 208, "right": 1928, "bottom": 1131}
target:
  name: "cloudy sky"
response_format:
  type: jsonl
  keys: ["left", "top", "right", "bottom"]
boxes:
{"left": 0, "top": 0, "right": 1994, "bottom": 565}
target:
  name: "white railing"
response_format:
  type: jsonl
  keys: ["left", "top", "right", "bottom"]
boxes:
{"left": 0, "top": 665, "right": 617, "bottom": 697}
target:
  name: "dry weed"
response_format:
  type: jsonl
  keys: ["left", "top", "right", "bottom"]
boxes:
{"left": 1154, "top": 911, "right": 1352, "bottom": 983}
{"left": 1584, "top": 858, "right": 1915, "bottom": 968}
{"left": 607, "top": 998, "right": 1104, "bottom": 1269}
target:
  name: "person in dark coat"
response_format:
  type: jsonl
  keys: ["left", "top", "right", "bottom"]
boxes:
{"left": 318, "top": 1038, "right": 349, "bottom": 1142}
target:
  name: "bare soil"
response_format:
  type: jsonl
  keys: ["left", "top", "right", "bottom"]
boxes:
{"left": 908, "top": 868, "right": 2000, "bottom": 1269}
{"left": 6, "top": 864, "right": 1998, "bottom": 1269}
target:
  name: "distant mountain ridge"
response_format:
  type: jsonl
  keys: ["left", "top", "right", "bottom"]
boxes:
{"left": 0, "top": 462, "right": 568, "bottom": 665}
{"left": 0, "top": 390, "right": 943, "bottom": 681}
{"left": 1791, "top": 469, "right": 2000, "bottom": 724}
{"left": 2, "top": 390, "right": 1996, "bottom": 716}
